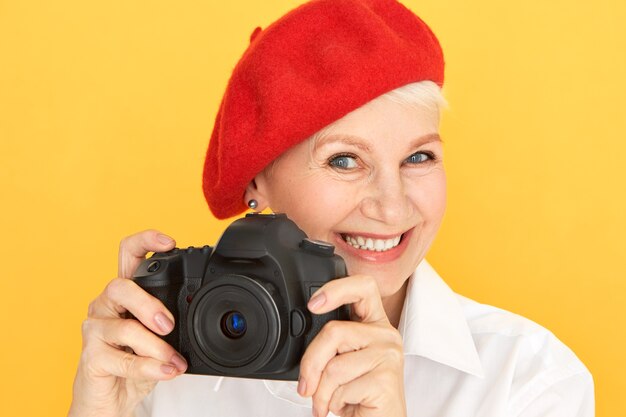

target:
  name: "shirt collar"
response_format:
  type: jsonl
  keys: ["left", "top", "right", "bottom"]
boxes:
{"left": 398, "top": 259, "right": 484, "bottom": 378}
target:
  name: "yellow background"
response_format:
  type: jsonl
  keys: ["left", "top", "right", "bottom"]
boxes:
{"left": 1, "top": 0, "right": 624, "bottom": 415}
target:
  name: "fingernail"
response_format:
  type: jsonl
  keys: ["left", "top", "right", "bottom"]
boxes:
{"left": 155, "top": 312, "right": 174, "bottom": 333}
{"left": 161, "top": 363, "right": 176, "bottom": 374}
{"left": 308, "top": 292, "right": 326, "bottom": 311}
{"left": 157, "top": 233, "right": 174, "bottom": 245}
{"left": 297, "top": 376, "right": 307, "bottom": 396}
{"left": 171, "top": 353, "right": 187, "bottom": 372}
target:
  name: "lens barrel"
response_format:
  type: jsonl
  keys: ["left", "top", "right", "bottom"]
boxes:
{"left": 187, "top": 275, "right": 281, "bottom": 375}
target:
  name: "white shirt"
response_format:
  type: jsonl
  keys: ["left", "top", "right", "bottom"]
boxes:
{"left": 137, "top": 260, "right": 594, "bottom": 417}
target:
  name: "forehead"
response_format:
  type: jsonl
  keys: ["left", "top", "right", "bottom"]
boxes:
{"left": 310, "top": 96, "right": 441, "bottom": 151}
{"left": 268, "top": 96, "right": 441, "bottom": 171}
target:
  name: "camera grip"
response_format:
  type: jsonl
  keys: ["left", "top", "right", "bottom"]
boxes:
{"left": 305, "top": 304, "right": 351, "bottom": 348}
{"left": 132, "top": 254, "right": 186, "bottom": 349}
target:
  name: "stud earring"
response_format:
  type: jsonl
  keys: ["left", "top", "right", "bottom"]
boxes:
{"left": 247, "top": 199, "right": 258, "bottom": 210}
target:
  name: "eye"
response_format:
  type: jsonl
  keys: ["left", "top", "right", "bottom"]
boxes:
{"left": 405, "top": 151, "right": 434, "bottom": 165}
{"left": 328, "top": 154, "right": 358, "bottom": 169}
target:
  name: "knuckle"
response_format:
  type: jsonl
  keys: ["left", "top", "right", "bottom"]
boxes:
{"left": 155, "top": 344, "right": 174, "bottom": 361}
{"left": 119, "top": 229, "right": 151, "bottom": 249}
{"left": 118, "top": 235, "right": 131, "bottom": 253}
{"left": 324, "top": 357, "right": 343, "bottom": 380}
{"left": 121, "top": 318, "right": 144, "bottom": 338}
{"left": 329, "top": 404, "right": 342, "bottom": 415}
{"left": 300, "top": 355, "right": 324, "bottom": 378}
{"left": 322, "top": 320, "right": 343, "bottom": 340}
{"left": 104, "top": 278, "right": 126, "bottom": 300}
{"left": 119, "top": 230, "right": 150, "bottom": 254}
{"left": 80, "top": 341, "right": 107, "bottom": 374}
{"left": 79, "top": 346, "right": 97, "bottom": 371}
{"left": 381, "top": 325, "right": 402, "bottom": 344}
{"left": 391, "top": 331, "right": 403, "bottom": 346}
{"left": 119, "top": 351, "right": 138, "bottom": 377}
{"left": 328, "top": 386, "right": 345, "bottom": 413}
{"left": 81, "top": 319, "right": 104, "bottom": 350}
{"left": 384, "top": 344, "right": 404, "bottom": 365}
{"left": 363, "top": 275, "right": 379, "bottom": 294}
{"left": 87, "top": 300, "right": 97, "bottom": 317}
{"left": 312, "top": 396, "right": 329, "bottom": 416}
{"left": 81, "top": 318, "right": 93, "bottom": 337}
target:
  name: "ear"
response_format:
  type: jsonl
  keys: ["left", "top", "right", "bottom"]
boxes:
{"left": 243, "top": 172, "right": 271, "bottom": 212}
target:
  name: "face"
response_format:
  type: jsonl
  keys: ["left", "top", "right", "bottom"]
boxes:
{"left": 249, "top": 96, "right": 446, "bottom": 302}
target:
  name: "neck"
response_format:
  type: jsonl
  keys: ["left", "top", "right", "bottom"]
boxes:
{"left": 381, "top": 279, "right": 409, "bottom": 328}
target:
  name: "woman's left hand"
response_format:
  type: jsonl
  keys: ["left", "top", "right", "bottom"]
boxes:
{"left": 298, "top": 275, "right": 406, "bottom": 417}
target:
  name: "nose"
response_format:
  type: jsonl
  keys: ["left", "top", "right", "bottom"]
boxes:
{"left": 359, "top": 168, "right": 414, "bottom": 225}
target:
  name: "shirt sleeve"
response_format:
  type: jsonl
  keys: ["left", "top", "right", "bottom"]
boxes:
{"left": 512, "top": 370, "right": 595, "bottom": 417}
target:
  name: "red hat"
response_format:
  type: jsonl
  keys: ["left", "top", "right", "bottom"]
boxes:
{"left": 203, "top": 0, "right": 444, "bottom": 219}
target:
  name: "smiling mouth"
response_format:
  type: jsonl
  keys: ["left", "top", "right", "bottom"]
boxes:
{"left": 340, "top": 233, "right": 404, "bottom": 252}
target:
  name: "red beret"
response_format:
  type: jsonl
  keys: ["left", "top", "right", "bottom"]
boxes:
{"left": 203, "top": 0, "right": 444, "bottom": 219}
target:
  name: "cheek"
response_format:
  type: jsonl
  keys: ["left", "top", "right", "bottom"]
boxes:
{"left": 433, "top": 173, "right": 447, "bottom": 221}
{"left": 415, "top": 169, "right": 447, "bottom": 224}
{"left": 269, "top": 175, "right": 358, "bottom": 239}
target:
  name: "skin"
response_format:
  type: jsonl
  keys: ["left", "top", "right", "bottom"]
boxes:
{"left": 68, "top": 95, "right": 446, "bottom": 417}
{"left": 246, "top": 95, "right": 446, "bottom": 417}
{"left": 69, "top": 231, "right": 187, "bottom": 417}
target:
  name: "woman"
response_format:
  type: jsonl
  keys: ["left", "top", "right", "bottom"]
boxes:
{"left": 69, "top": 0, "right": 594, "bottom": 416}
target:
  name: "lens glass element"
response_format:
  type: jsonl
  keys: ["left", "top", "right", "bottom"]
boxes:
{"left": 221, "top": 311, "right": 247, "bottom": 338}
{"left": 188, "top": 275, "right": 281, "bottom": 373}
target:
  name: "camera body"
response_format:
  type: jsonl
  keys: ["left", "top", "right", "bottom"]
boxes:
{"left": 133, "top": 213, "right": 349, "bottom": 381}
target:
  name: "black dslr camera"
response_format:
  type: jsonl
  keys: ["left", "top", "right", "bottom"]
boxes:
{"left": 133, "top": 213, "right": 349, "bottom": 381}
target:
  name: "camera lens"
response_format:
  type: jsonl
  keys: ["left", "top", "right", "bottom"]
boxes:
{"left": 221, "top": 311, "right": 247, "bottom": 338}
{"left": 187, "top": 274, "right": 282, "bottom": 375}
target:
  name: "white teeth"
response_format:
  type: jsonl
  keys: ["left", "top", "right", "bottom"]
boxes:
{"left": 342, "top": 233, "right": 403, "bottom": 252}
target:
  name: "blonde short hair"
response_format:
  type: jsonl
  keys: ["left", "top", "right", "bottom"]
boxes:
{"left": 382, "top": 80, "right": 448, "bottom": 113}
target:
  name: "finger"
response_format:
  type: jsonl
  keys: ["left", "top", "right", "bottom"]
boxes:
{"left": 299, "top": 321, "right": 400, "bottom": 397}
{"left": 312, "top": 344, "right": 402, "bottom": 417}
{"left": 88, "top": 278, "right": 175, "bottom": 336}
{"left": 118, "top": 229, "right": 176, "bottom": 279}
{"left": 82, "top": 317, "right": 187, "bottom": 372}
{"left": 85, "top": 343, "right": 181, "bottom": 381}
{"left": 307, "top": 275, "right": 388, "bottom": 324}
{"left": 328, "top": 370, "right": 404, "bottom": 417}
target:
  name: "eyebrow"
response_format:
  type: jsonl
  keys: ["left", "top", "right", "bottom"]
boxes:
{"left": 314, "top": 132, "right": 442, "bottom": 153}
{"left": 408, "top": 133, "right": 442, "bottom": 148}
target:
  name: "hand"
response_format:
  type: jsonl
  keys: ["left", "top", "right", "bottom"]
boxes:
{"left": 298, "top": 275, "right": 407, "bottom": 417}
{"left": 68, "top": 230, "right": 188, "bottom": 417}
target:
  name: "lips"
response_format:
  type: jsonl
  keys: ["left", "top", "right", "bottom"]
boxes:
{"left": 341, "top": 233, "right": 403, "bottom": 252}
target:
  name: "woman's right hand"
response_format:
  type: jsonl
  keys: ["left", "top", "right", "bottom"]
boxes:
{"left": 68, "top": 230, "right": 188, "bottom": 417}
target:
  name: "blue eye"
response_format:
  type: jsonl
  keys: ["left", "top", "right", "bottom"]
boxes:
{"left": 405, "top": 152, "right": 432, "bottom": 164}
{"left": 329, "top": 154, "right": 358, "bottom": 169}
